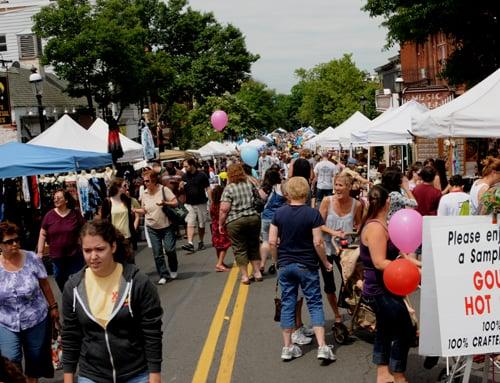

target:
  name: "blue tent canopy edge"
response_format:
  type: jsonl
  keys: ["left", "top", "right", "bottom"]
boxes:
{"left": 0, "top": 142, "right": 113, "bottom": 179}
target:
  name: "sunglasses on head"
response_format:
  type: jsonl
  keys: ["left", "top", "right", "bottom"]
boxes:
{"left": 2, "top": 237, "right": 20, "bottom": 245}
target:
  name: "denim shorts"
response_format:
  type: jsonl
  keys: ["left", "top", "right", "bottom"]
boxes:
{"left": 278, "top": 263, "right": 325, "bottom": 329}
{"left": 260, "top": 219, "right": 271, "bottom": 242}
{"left": 364, "top": 293, "right": 414, "bottom": 372}
{"left": 79, "top": 370, "right": 149, "bottom": 383}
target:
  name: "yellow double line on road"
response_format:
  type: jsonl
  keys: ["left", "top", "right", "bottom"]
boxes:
{"left": 192, "top": 266, "right": 249, "bottom": 383}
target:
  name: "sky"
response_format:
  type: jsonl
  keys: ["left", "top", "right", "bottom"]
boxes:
{"left": 188, "top": 0, "right": 398, "bottom": 94}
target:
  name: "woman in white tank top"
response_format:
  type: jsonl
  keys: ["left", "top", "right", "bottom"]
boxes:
{"left": 319, "top": 173, "right": 363, "bottom": 324}
{"left": 469, "top": 156, "right": 500, "bottom": 215}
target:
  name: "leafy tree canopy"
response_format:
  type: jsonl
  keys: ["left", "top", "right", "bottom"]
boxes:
{"left": 33, "top": 0, "right": 258, "bottom": 120}
{"left": 296, "top": 54, "right": 379, "bottom": 131}
{"left": 363, "top": 0, "right": 500, "bottom": 86}
{"left": 155, "top": 0, "right": 259, "bottom": 105}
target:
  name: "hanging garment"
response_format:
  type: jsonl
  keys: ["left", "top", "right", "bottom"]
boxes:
{"left": 108, "top": 118, "right": 124, "bottom": 162}
{"left": 141, "top": 122, "right": 156, "bottom": 160}
{"left": 22, "top": 176, "right": 31, "bottom": 203}
{"left": 30, "top": 176, "right": 40, "bottom": 209}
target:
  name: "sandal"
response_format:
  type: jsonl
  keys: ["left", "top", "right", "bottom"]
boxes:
{"left": 241, "top": 279, "right": 251, "bottom": 285}
{"left": 215, "top": 265, "right": 229, "bottom": 272}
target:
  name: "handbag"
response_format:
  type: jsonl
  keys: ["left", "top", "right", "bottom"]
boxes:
{"left": 161, "top": 187, "right": 188, "bottom": 226}
{"left": 252, "top": 186, "right": 267, "bottom": 213}
{"left": 51, "top": 321, "right": 63, "bottom": 370}
{"left": 273, "top": 280, "right": 281, "bottom": 322}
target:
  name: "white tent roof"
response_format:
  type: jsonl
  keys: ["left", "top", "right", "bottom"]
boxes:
{"left": 88, "top": 118, "right": 144, "bottom": 163}
{"left": 335, "top": 111, "right": 371, "bottom": 147}
{"left": 246, "top": 138, "right": 268, "bottom": 149}
{"left": 196, "top": 141, "right": 237, "bottom": 158}
{"left": 303, "top": 127, "right": 335, "bottom": 149}
{"left": 412, "top": 68, "right": 500, "bottom": 138}
{"left": 351, "top": 100, "right": 428, "bottom": 146}
{"left": 304, "top": 111, "right": 371, "bottom": 149}
{"left": 29, "top": 114, "right": 107, "bottom": 153}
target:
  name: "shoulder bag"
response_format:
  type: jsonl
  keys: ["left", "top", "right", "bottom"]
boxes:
{"left": 252, "top": 186, "right": 267, "bottom": 213}
{"left": 161, "top": 187, "right": 188, "bottom": 226}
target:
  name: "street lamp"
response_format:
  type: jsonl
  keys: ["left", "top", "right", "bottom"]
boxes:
{"left": 394, "top": 75, "right": 408, "bottom": 170}
{"left": 29, "top": 67, "right": 45, "bottom": 132}
{"left": 394, "top": 75, "right": 404, "bottom": 106}
{"left": 360, "top": 95, "right": 368, "bottom": 114}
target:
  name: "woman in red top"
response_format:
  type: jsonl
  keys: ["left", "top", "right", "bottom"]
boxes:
{"left": 37, "top": 189, "right": 85, "bottom": 291}
{"left": 210, "top": 186, "right": 231, "bottom": 272}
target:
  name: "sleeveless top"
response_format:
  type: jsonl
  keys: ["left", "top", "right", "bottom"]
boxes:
{"left": 469, "top": 180, "right": 488, "bottom": 215}
{"left": 292, "top": 158, "right": 311, "bottom": 182}
{"left": 359, "top": 219, "right": 400, "bottom": 297}
{"left": 261, "top": 186, "right": 287, "bottom": 221}
{"left": 323, "top": 197, "right": 357, "bottom": 256}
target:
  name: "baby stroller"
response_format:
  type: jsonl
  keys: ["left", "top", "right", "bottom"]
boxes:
{"left": 331, "top": 234, "right": 376, "bottom": 344}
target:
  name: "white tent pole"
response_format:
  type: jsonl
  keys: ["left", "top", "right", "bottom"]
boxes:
{"left": 401, "top": 145, "right": 405, "bottom": 174}
{"left": 367, "top": 147, "right": 371, "bottom": 190}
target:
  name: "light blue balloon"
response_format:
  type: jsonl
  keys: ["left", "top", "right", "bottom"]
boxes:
{"left": 240, "top": 146, "right": 259, "bottom": 167}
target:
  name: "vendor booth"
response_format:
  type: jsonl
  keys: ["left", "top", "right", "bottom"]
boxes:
{"left": 413, "top": 68, "right": 500, "bottom": 177}
{"left": 0, "top": 142, "right": 113, "bottom": 178}
{"left": 351, "top": 100, "right": 428, "bottom": 146}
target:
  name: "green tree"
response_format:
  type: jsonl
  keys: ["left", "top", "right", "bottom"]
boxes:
{"left": 363, "top": 0, "right": 500, "bottom": 86}
{"left": 33, "top": 0, "right": 97, "bottom": 114}
{"left": 34, "top": 0, "right": 152, "bottom": 119}
{"left": 155, "top": 0, "right": 259, "bottom": 106}
{"left": 296, "top": 54, "right": 378, "bottom": 130}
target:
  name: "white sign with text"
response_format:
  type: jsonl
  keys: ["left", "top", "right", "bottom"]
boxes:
{"left": 419, "top": 216, "right": 500, "bottom": 357}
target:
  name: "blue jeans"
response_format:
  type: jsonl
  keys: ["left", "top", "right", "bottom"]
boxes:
{"left": 365, "top": 293, "right": 413, "bottom": 372}
{"left": 0, "top": 315, "right": 52, "bottom": 378}
{"left": 278, "top": 263, "right": 325, "bottom": 329}
{"left": 52, "top": 254, "right": 85, "bottom": 292}
{"left": 147, "top": 225, "right": 178, "bottom": 279}
{"left": 316, "top": 188, "right": 332, "bottom": 204}
{"left": 79, "top": 370, "right": 149, "bottom": 383}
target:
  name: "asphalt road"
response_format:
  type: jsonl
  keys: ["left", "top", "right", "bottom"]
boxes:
{"left": 42, "top": 236, "right": 488, "bottom": 383}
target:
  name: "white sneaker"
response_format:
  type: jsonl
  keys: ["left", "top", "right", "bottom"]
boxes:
{"left": 299, "top": 325, "right": 315, "bottom": 337}
{"left": 281, "top": 345, "right": 302, "bottom": 361}
{"left": 170, "top": 272, "right": 178, "bottom": 279}
{"left": 157, "top": 278, "right": 167, "bottom": 285}
{"left": 291, "top": 329, "right": 312, "bottom": 345}
{"left": 317, "top": 345, "right": 336, "bottom": 362}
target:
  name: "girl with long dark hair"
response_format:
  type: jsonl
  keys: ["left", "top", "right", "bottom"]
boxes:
{"left": 359, "top": 185, "right": 419, "bottom": 383}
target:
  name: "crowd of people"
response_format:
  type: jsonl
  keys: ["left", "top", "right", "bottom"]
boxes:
{"left": 0, "top": 136, "right": 499, "bottom": 382}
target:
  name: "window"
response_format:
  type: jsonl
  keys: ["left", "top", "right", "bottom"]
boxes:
{"left": 0, "top": 35, "right": 6, "bottom": 52}
{"left": 17, "top": 34, "right": 42, "bottom": 59}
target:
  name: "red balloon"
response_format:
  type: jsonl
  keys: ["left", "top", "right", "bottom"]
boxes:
{"left": 383, "top": 259, "right": 420, "bottom": 296}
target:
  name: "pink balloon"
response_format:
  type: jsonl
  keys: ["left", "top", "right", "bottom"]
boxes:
{"left": 211, "top": 110, "right": 228, "bottom": 132}
{"left": 388, "top": 209, "right": 423, "bottom": 253}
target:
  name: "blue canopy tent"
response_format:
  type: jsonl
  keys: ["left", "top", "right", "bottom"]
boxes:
{"left": 0, "top": 142, "right": 113, "bottom": 178}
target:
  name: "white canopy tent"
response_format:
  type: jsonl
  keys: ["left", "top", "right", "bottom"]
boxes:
{"left": 246, "top": 138, "right": 268, "bottom": 149}
{"left": 88, "top": 118, "right": 144, "bottom": 163}
{"left": 335, "top": 111, "right": 371, "bottom": 148}
{"left": 351, "top": 100, "right": 428, "bottom": 146}
{"left": 192, "top": 141, "right": 237, "bottom": 158}
{"left": 304, "top": 112, "right": 371, "bottom": 150}
{"left": 303, "top": 127, "right": 336, "bottom": 149}
{"left": 29, "top": 114, "right": 107, "bottom": 152}
{"left": 412, "top": 68, "right": 500, "bottom": 138}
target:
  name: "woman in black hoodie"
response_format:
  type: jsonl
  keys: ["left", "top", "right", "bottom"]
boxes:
{"left": 62, "top": 220, "right": 163, "bottom": 383}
